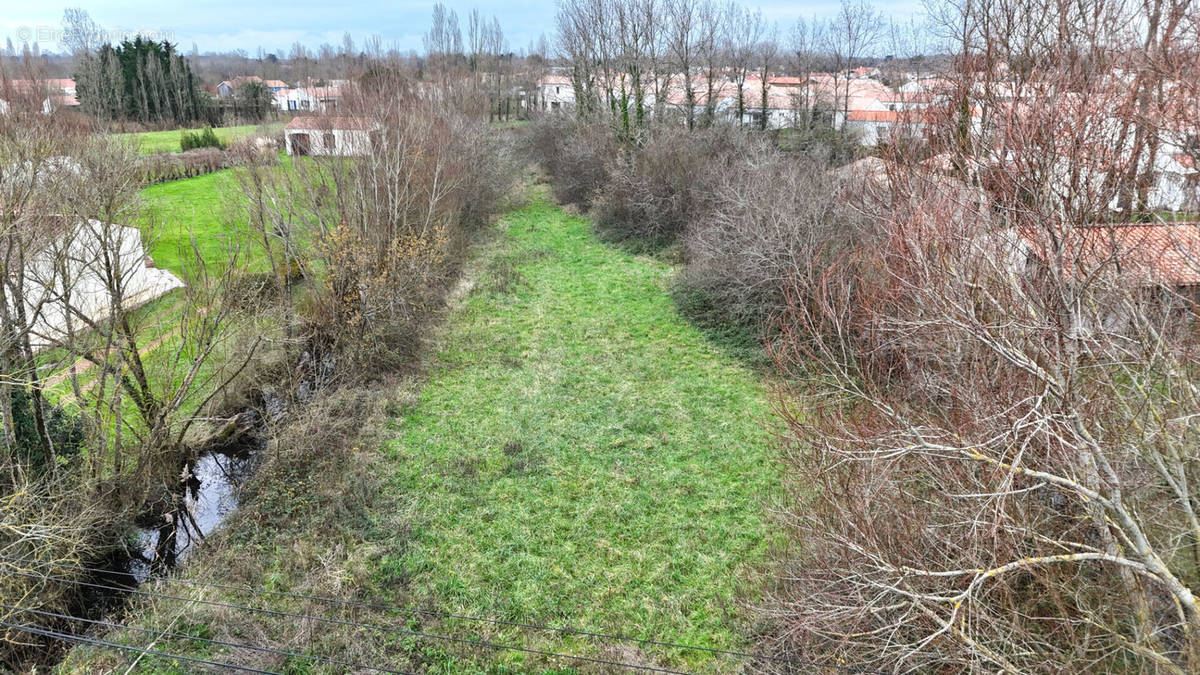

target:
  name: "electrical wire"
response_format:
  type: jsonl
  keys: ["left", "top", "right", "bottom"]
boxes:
{"left": 0, "top": 618, "right": 279, "bottom": 674}
{"left": 2, "top": 567, "right": 691, "bottom": 674}
{"left": 0, "top": 602, "right": 416, "bottom": 674}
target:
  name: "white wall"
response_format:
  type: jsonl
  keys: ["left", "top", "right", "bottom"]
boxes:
{"left": 12, "top": 221, "right": 184, "bottom": 350}
{"left": 538, "top": 82, "right": 575, "bottom": 111}
{"left": 740, "top": 108, "right": 797, "bottom": 130}
{"left": 285, "top": 127, "right": 374, "bottom": 156}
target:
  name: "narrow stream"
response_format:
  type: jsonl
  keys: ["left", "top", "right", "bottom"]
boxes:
{"left": 126, "top": 442, "right": 262, "bottom": 583}
{"left": 109, "top": 354, "right": 327, "bottom": 586}
{"left": 24, "top": 352, "right": 336, "bottom": 670}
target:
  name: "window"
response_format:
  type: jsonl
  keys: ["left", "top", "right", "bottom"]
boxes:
{"left": 556, "top": 86, "right": 561, "bottom": 94}
{"left": 323, "top": 132, "right": 336, "bottom": 150}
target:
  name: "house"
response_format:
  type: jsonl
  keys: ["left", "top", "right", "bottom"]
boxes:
{"left": 284, "top": 116, "right": 380, "bottom": 156}
{"left": 740, "top": 85, "right": 807, "bottom": 129}
{"left": 12, "top": 219, "right": 184, "bottom": 350}
{"left": 278, "top": 85, "right": 344, "bottom": 112}
{"left": 843, "top": 109, "right": 901, "bottom": 144}
{"left": 537, "top": 74, "right": 575, "bottom": 111}
{"left": 1148, "top": 153, "right": 1199, "bottom": 213}
{"left": 217, "top": 76, "right": 263, "bottom": 98}
{"left": 0, "top": 79, "right": 79, "bottom": 115}
{"left": 659, "top": 76, "right": 741, "bottom": 124}
{"left": 995, "top": 222, "right": 1200, "bottom": 335}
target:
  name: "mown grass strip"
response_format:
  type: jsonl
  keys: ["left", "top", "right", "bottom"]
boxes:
{"left": 379, "top": 192, "right": 778, "bottom": 671}
{"left": 115, "top": 123, "right": 285, "bottom": 155}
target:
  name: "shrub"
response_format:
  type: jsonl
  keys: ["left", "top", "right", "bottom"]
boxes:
{"left": 675, "top": 151, "right": 874, "bottom": 342}
{"left": 765, "top": 188, "right": 1200, "bottom": 671}
{"left": 134, "top": 147, "right": 262, "bottom": 185}
{"left": 521, "top": 115, "right": 613, "bottom": 208}
{"left": 591, "top": 125, "right": 758, "bottom": 250}
{"left": 244, "top": 94, "right": 516, "bottom": 379}
{"left": 180, "top": 126, "right": 225, "bottom": 151}
{"left": 449, "top": 115, "right": 519, "bottom": 229}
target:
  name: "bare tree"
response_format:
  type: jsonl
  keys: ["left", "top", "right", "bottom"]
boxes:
{"left": 666, "top": 0, "right": 701, "bottom": 129}
{"left": 724, "top": 2, "right": 762, "bottom": 125}
{"left": 695, "top": 0, "right": 725, "bottom": 126}
{"left": 755, "top": 24, "right": 779, "bottom": 130}
{"left": 59, "top": 8, "right": 104, "bottom": 57}
{"left": 825, "top": 0, "right": 881, "bottom": 129}
{"left": 787, "top": 16, "right": 826, "bottom": 130}
{"left": 612, "top": 0, "right": 658, "bottom": 131}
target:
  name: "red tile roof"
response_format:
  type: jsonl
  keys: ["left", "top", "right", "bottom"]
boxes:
{"left": 848, "top": 109, "right": 899, "bottom": 122}
{"left": 1023, "top": 224, "right": 1200, "bottom": 287}
{"left": 4, "top": 78, "right": 75, "bottom": 94}
{"left": 285, "top": 116, "right": 377, "bottom": 131}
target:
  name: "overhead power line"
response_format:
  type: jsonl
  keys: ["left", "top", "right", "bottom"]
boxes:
{"left": 0, "top": 602, "right": 415, "bottom": 675}
{"left": 0, "top": 619, "right": 279, "bottom": 674}
{"left": 0, "top": 553, "right": 877, "bottom": 673}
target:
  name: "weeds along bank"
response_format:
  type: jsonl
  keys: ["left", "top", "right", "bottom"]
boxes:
{"left": 0, "top": 86, "right": 514, "bottom": 668}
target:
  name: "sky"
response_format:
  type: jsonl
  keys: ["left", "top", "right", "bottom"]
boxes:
{"left": 0, "top": 1, "right": 925, "bottom": 57}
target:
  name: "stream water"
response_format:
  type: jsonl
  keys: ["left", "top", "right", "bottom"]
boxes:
{"left": 126, "top": 443, "right": 262, "bottom": 583}
{"left": 29, "top": 354, "right": 334, "bottom": 669}
{"left": 112, "top": 357, "right": 326, "bottom": 585}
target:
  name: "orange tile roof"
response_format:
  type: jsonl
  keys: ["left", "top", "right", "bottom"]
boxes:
{"left": 1022, "top": 224, "right": 1200, "bottom": 287}
{"left": 285, "top": 116, "right": 377, "bottom": 131}
{"left": 847, "top": 109, "right": 899, "bottom": 122}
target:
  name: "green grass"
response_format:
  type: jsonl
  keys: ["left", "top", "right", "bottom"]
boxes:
{"left": 139, "top": 168, "right": 270, "bottom": 276}
{"left": 116, "top": 123, "right": 285, "bottom": 155}
{"left": 60, "top": 190, "right": 779, "bottom": 673}
{"left": 376, "top": 193, "right": 778, "bottom": 670}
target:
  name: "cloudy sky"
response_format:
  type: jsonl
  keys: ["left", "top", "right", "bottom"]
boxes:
{"left": 1, "top": 1, "right": 925, "bottom": 56}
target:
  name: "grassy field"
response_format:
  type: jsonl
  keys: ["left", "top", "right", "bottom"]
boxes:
{"left": 117, "top": 122, "right": 285, "bottom": 155}
{"left": 139, "top": 168, "right": 240, "bottom": 275}
{"left": 379, "top": 195, "right": 778, "bottom": 669}
{"left": 138, "top": 166, "right": 282, "bottom": 276}
{"left": 62, "top": 189, "right": 778, "bottom": 673}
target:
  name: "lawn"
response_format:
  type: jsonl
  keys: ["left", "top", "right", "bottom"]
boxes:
{"left": 139, "top": 167, "right": 271, "bottom": 276}
{"left": 116, "top": 122, "right": 285, "bottom": 155}
{"left": 61, "top": 191, "right": 779, "bottom": 673}
{"left": 373, "top": 194, "right": 778, "bottom": 670}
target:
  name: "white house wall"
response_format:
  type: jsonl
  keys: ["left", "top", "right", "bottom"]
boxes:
{"left": 538, "top": 83, "right": 576, "bottom": 110}
{"left": 285, "top": 128, "right": 374, "bottom": 156}
{"left": 11, "top": 221, "right": 184, "bottom": 351}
